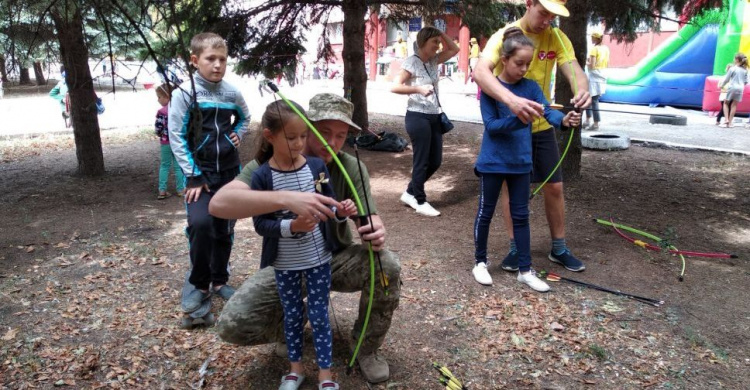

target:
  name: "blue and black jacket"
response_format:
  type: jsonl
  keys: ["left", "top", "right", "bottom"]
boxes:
{"left": 168, "top": 73, "right": 250, "bottom": 187}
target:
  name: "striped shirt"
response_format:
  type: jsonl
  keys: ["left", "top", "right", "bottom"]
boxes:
{"left": 271, "top": 164, "right": 332, "bottom": 271}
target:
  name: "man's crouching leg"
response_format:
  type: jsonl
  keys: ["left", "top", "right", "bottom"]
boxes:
{"left": 216, "top": 266, "right": 285, "bottom": 347}
{"left": 331, "top": 245, "right": 401, "bottom": 383}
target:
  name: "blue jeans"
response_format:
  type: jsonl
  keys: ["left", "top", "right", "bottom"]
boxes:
{"left": 474, "top": 173, "right": 532, "bottom": 272}
{"left": 158, "top": 144, "right": 185, "bottom": 192}
{"left": 274, "top": 263, "right": 333, "bottom": 368}
{"left": 585, "top": 95, "right": 601, "bottom": 123}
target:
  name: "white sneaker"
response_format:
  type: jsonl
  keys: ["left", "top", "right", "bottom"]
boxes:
{"left": 517, "top": 271, "right": 550, "bottom": 292}
{"left": 415, "top": 202, "right": 440, "bottom": 216}
{"left": 279, "top": 373, "right": 305, "bottom": 390}
{"left": 472, "top": 262, "right": 493, "bottom": 285}
{"left": 400, "top": 191, "right": 418, "bottom": 210}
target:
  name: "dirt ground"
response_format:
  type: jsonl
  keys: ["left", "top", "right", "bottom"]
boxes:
{"left": 1, "top": 113, "right": 748, "bottom": 389}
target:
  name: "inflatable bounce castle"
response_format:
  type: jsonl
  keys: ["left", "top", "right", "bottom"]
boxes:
{"left": 599, "top": 0, "right": 750, "bottom": 113}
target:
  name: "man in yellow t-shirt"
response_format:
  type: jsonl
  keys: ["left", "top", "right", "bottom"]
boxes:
{"left": 472, "top": 0, "right": 591, "bottom": 280}
{"left": 469, "top": 37, "right": 480, "bottom": 73}
{"left": 585, "top": 31, "right": 609, "bottom": 129}
{"left": 396, "top": 37, "right": 408, "bottom": 59}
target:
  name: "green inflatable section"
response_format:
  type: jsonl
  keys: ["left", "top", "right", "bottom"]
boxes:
{"left": 608, "top": 0, "right": 741, "bottom": 84}
{"left": 608, "top": 23, "right": 703, "bottom": 85}
{"left": 714, "top": 0, "right": 744, "bottom": 74}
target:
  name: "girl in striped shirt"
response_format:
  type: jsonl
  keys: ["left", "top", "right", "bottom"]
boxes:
{"left": 250, "top": 100, "right": 356, "bottom": 390}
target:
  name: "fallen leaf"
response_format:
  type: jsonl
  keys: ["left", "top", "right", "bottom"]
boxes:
{"left": 510, "top": 333, "right": 525, "bottom": 347}
{"left": 602, "top": 301, "right": 624, "bottom": 313}
{"left": 2, "top": 327, "right": 19, "bottom": 340}
{"left": 550, "top": 322, "right": 565, "bottom": 331}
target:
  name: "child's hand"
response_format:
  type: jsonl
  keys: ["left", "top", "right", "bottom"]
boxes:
{"left": 563, "top": 111, "right": 581, "bottom": 128}
{"left": 229, "top": 132, "right": 240, "bottom": 147}
{"left": 184, "top": 184, "right": 209, "bottom": 204}
{"left": 336, "top": 199, "right": 357, "bottom": 218}
{"left": 291, "top": 216, "right": 318, "bottom": 233}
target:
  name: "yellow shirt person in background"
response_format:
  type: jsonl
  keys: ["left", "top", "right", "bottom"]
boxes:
{"left": 469, "top": 37, "right": 480, "bottom": 73}
{"left": 585, "top": 31, "right": 609, "bottom": 130}
{"left": 396, "top": 37, "right": 408, "bottom": 59}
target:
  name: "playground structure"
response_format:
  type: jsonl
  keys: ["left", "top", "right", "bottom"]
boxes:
{"left": 600, "top": 0, "right": 750, "bottom": 113}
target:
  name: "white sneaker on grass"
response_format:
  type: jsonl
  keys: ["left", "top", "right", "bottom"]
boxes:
{"left": 415, "top": 202, "right": 440, "bottom": 216}
{"left": 517, "top": 271, "right": 550, "bottom": 292}
{"left": 400, "top": 191, "right": 418, "bottom": 209}
{"left": 472, "top": 262, "right": 493, "bottom": 285}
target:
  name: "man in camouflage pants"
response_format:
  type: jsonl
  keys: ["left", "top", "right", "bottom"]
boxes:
{"left": 213, "top": 93, "right": 400, "bottom": 384}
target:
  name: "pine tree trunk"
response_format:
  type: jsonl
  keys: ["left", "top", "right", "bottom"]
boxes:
{"left": 33, "top": 61, "right": 46, "bottom": 85}
{"left": 51, "top": 3, "right": 105, "bottom": 177}
{"left": 19, "top": 68, "right": 31, "bottom": 84}
{"left": 0, "top": 55, "right": 8, "bottom": 82}
{"left": 555, "top": 0, "right": 589, "bottom": 181}
{"left": 342, "top": 0, "right": 369, "bottom": 131}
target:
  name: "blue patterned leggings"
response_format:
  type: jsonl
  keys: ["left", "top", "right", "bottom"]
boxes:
{"left": 274, "top": 263, "right": 332, "bottom": 368}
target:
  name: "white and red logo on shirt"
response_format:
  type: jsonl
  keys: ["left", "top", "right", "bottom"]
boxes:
{"left": 538, "top": 51, "right": 557, "bottom": 61}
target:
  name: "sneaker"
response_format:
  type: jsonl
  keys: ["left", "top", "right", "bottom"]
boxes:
{"left": 213, "top": 284, "right": 235, "bottom": 300}
{"left": 500, "top": 251, "right": 519, "bottom": 272}
{"left": 517, "top": 271, "right": 550, "bottom": 292}
{"left": 183, "top": 289, "right": 211, "bottom": 313}
{"left": 472, "top": 262, "right": 493, "bottom": 285}
{"left": 415, "top": 202, "right": 440, "bottom": 217}
{"left": 318, "top": 380, "right": 340, "bottom": 390}
{"left": 358, "top": 352, "right": 390, "bottom": 383}
{"left": 548, "top": 249, "right": 586, "bottom": 272}
{"left": 279, "top": 373, "right": 304, "bottom": 390}
{"left": 399, "top": 191, "right": 418, "bottom": 210}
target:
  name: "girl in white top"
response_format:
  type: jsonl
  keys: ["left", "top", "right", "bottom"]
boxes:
{"left": 391, "top": 27, "right": 459, "bottom": 217}
{"left": 719, "top": 52, "right": 748, "bottom": 128}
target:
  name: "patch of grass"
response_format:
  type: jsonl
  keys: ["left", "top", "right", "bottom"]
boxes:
{"left": 684, "top": 327, "right": 728, "bottom": 361}
{"left": 587, "top": 343, "right": 608, "bottom": 361}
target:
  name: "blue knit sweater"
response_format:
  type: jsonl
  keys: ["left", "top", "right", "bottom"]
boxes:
{"left": 476, "top": 78, "right": 564, "bottom": 174}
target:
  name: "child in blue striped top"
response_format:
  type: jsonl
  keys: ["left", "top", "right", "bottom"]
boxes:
{"left": 250, "top": 100, "right": 356, "bottom": 390}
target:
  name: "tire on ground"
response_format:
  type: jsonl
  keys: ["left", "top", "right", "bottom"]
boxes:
{"left": 581, "top": 132, "right": 630, "bottom": 151}
{"left": 649, "top": 114, "right": 687, "bottom": 126}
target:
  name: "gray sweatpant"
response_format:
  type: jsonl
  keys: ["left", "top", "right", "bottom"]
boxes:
{"left": 217, "top": 245, "right": 400, "bottom": 355}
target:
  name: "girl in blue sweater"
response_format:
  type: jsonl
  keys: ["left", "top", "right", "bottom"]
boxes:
{"left": 250, "top": 100, "right": 356, "bottom": 390}
{"left": 471, "top": 27, "right": 580, "bottom": 292}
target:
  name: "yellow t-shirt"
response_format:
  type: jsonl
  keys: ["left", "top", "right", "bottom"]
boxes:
{"left": 481, "top": 20, "right": 576, "bottom": 132}
{"left": 589, "top": 45, "right": 609, "bottom": 70}
{"left": 469, "top": 44, "right": 480, "bottom": 59}
{"left": 397, "top": 42, "right": 408, "bottom": 58}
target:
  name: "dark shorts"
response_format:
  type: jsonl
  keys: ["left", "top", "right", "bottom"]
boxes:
{"left": 530, "top": 128, "right": 563, "bottom": 184}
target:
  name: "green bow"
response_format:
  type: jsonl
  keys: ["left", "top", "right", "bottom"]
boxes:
{"left": 270, "top": 85, "right": 377, "bottom": 374}
{"left": 531, "top": 27, "right": 580, "bottom": 199}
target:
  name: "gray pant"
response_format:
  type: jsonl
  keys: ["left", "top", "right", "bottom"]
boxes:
{"left": 217, "top": 245, "right": 400, "bottom": 355}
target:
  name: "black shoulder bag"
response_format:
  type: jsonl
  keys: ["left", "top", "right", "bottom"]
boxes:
{"left": 422, "top": 61, "right": 454, "bottom": 134}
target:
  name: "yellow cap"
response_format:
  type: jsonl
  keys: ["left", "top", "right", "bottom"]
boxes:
{"left": 591, "top": 31, "right": 603, "bottom": 39}
{"left": 470, "top": 37, "right": 477, "bottom": 44}
{"left": 538, "top": 0, "right": 569, "bottom": 17}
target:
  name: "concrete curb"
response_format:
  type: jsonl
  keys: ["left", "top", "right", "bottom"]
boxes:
{"left": 631, "top": 138, "right": 750, "bottom": 156}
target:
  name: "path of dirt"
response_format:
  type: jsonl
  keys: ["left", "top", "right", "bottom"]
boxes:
{"left": 1, "top": 114, "right": 748, "bottom": 389}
